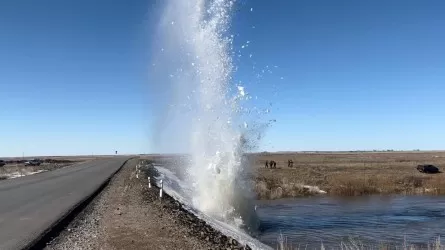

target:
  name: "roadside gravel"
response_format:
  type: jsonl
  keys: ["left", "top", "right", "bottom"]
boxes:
{"left": 45, "top": 158, "right": 252, "bottom": 250}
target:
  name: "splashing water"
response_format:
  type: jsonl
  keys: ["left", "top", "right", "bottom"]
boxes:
{"left": 150, "top": 0, "right": 263, "bottom": 234}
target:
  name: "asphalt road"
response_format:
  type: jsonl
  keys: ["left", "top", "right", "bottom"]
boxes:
{"left": 0, "top": 157, "right": 131, "bottom": 250}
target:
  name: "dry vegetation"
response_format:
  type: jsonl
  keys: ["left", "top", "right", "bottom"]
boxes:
{"left": 277, "top": 234, "right": 444, "bottom": 250}
{"left": 0, "top": 157, "right": 86, "bottom": 180}
{"left": 250, "top": 151, "right": 445, "bottom": 200}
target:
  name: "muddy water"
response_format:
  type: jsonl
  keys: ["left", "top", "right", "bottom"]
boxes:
{"left": 257, "top": 195, "right": 445, "bottom": 249}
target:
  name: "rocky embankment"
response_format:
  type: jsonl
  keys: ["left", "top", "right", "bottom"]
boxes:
{"left": 141, "top": 164, "right": 253, "bottom": 250}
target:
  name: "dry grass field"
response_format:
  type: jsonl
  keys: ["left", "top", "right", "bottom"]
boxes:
{"left": 139, "top": 152, "right": 445, "bottom": 200}
{"left": 0, "top": 156, "right": 93, "bottom": 180}
{"left": 251, "top": 151, "right": 445, "bottom": 199}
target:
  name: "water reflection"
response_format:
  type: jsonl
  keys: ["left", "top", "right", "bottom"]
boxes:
{"left": 257, "top": 195, "right": 445, "bottom": 248}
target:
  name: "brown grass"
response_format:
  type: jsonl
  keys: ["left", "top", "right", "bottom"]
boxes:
{"left": 251, "top": 151, "right": 445, "bottom": 199}
{"left": 277, "top": 234, "right": 444, "bottom": 250}
{"left": 0, "top": 162, "right": 77, "bottom": 180}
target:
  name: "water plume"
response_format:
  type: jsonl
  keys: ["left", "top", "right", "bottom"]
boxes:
{"left": 149, "top": 0, "right": 265, "bottom": 234}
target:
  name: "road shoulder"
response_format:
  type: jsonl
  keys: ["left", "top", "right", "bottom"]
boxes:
{"left": 45, "top": 158, "right": 249, "bottom": 250}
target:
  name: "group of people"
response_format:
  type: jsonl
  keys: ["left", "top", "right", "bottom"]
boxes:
{"left": 264, "top": 159, "right": 294, "bottom": 168}
{"left": 264, "top": 160, "right": 277, "bottom": 168}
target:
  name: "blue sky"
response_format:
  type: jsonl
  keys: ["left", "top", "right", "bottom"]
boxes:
{"left": 1, "top": 0, "right": 444, "bottom": 156}
{"left": 238, "top": 0, "right": 445, "bottom": 151}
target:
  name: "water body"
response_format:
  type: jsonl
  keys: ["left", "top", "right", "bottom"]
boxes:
{"left": 257, "top": 195, "right": 445, "bottom": 249}
{"left": 153, "top": 164, "right": 445, "bottom": 249}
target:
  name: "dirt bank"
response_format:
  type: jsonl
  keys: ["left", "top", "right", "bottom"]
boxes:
{"left": 45, "top": 158, "right": 252, "bottom": 250}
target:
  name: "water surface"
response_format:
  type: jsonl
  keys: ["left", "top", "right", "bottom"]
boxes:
{"left": 257, "top": 195, "right": 445, "bottom": 249}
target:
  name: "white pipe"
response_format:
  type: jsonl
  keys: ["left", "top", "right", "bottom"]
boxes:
{"left": 159, "top": 179, "right": 163, "bottom": 199}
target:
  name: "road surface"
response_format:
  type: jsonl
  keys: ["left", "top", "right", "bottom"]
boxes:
{"left": 0, "top": 157, "right": 131, "bottom": 250}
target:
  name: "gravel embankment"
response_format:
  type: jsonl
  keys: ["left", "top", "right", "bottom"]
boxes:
{"left": 141, "top": 163, "right": 253, "bottom": 250}
{"left": 44, "top": 158, "right": 253, "bottom": 250}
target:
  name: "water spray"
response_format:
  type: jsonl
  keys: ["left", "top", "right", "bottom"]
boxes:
{"left": 150, "top": 0, "right": 262, "bottom": 233}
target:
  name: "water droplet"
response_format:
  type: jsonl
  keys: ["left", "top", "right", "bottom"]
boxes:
{"left": 171, "top": 21, "right": 175, "bottom": 25}
{"left": 249, "top": 54, "right": 253, "bottom": 58}
{"left": 237, "top": 86, "right": 245, "bottom": 96}
{"left": 250, "top": 7, "right": 253, "bottom": 12}
{"left": 280, "top": 77, "right": 284, "bottom": 80}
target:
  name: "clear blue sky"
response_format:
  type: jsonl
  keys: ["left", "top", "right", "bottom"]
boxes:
{"left": 1, "top": 0, "right": 444, "bottom": 156}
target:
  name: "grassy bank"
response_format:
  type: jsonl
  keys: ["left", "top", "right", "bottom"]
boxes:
{"left": 252, "top": 151, "right": 445, "bottom": 199}
{"left": 277, "top": 235, "right": 444, "bottom": 250}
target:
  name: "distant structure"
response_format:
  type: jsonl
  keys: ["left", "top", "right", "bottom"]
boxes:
{"left": 115, "top": 151, "right": 118, "bottom": 155}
